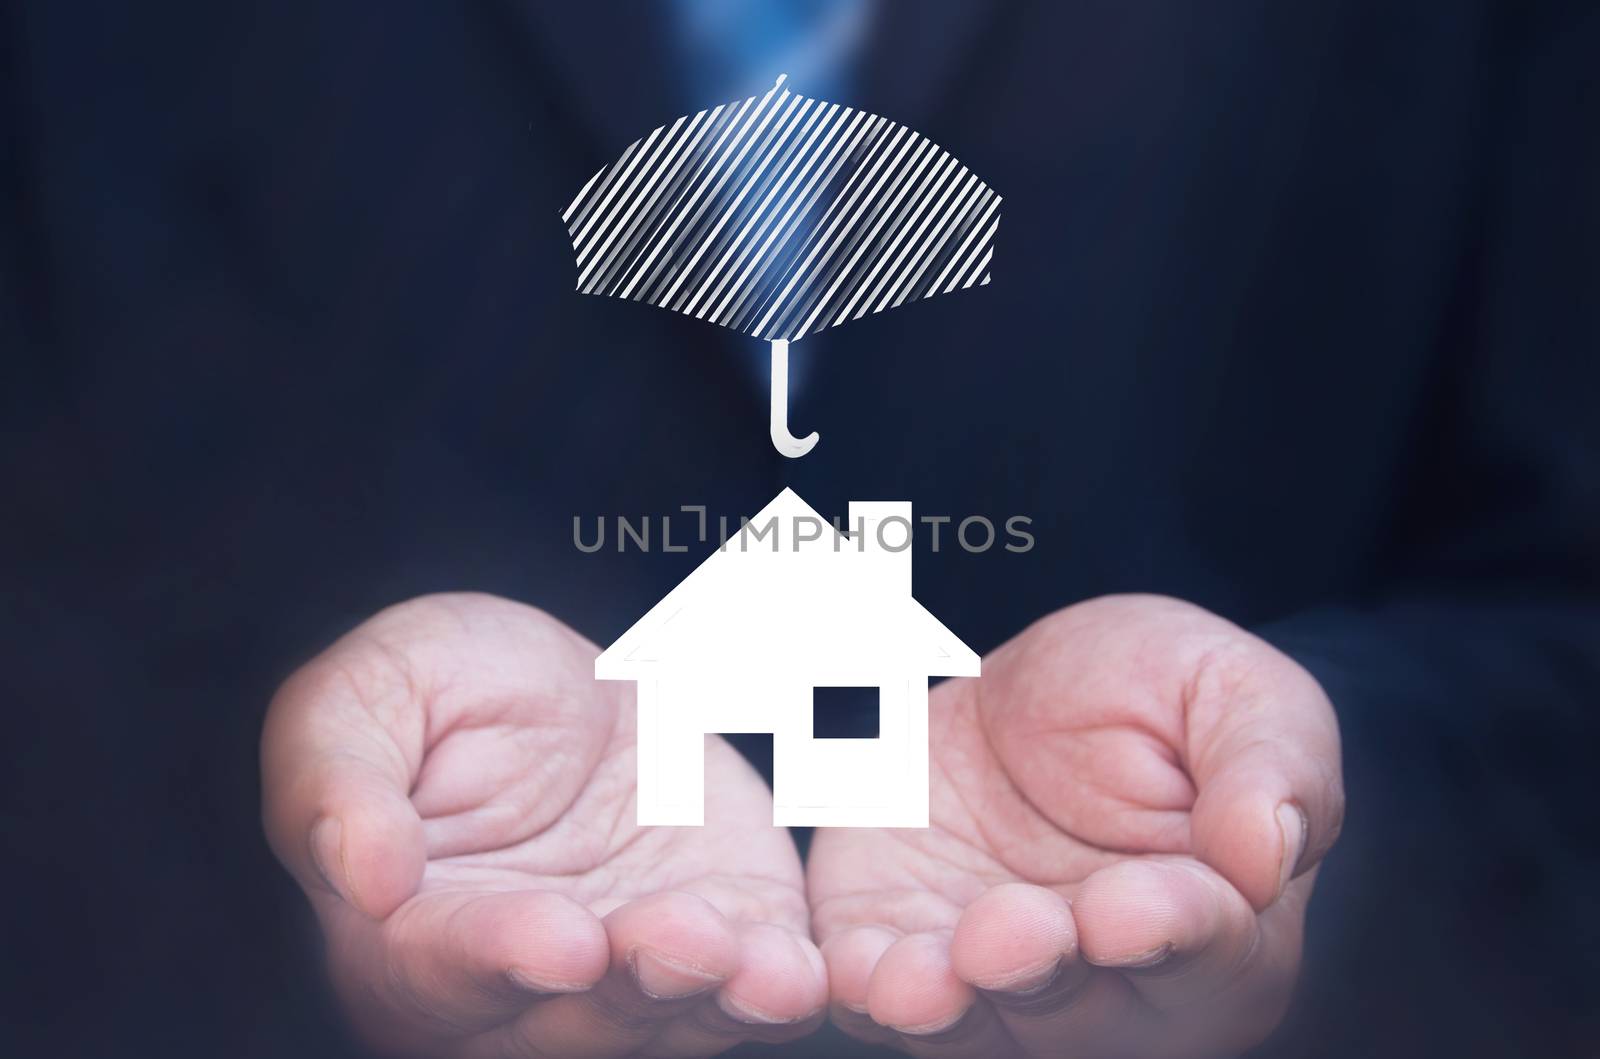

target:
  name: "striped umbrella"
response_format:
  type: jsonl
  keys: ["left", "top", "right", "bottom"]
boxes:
{"left": 561, "top": 75, "right": 1001, "bottom": 458}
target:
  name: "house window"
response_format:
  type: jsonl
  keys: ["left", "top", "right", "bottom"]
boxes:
{"left": 812, "top": 686, "right": 880, "bottom": 739}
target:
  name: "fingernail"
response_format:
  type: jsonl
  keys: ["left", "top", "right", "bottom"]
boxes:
{"left": 891, "top": 1008, "right": 970, "bottom": 1037}
{"left": 1276, "top": 801, "right": 1309, "bottom": 900}
{"left": 717, "top": 991, "right": 802, "bottom": 1025}
{"left": 309, "top": 817, "right": 348, "bottom": 901}
{"left": 630, "top": 948, "right": 723, "bottom": 999}
{"left": 970, "top": 956, "right": 1060, "bottom": 993}
{"left": 1100, "top": 942, "right": 1172, "bottom": 970}
{"left": 506, "top": 968, "right": 591, "bottom": 994}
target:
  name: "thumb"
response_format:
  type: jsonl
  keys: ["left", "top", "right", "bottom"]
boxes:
{"left": 1185, "top": 638, "right": 1344, "bottom": 912}
{"left": 260, "top": 655, "right": 426, "bottom": 920}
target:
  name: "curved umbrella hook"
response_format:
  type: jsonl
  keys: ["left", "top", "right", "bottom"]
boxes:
{"left": 768, "top": 339, "right": 818, "bottom": 458}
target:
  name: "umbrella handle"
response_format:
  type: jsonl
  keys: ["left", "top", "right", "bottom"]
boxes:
{"left": 769, "top": 339, "right": 818, "bottom": 458}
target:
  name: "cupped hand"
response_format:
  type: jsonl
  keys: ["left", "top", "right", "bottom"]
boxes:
{"left": 261, "top": 593, "right": 825, "bottom": 1058}
{"left": 807, "top": 595, "right": 1343, "bottom": 1057}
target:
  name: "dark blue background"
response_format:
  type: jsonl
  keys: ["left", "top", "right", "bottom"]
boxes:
{"left": 3, "top": 2, "right": 1598, "bottom": 1055}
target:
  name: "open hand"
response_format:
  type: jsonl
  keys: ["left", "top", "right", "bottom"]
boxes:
{"left": 806, "top": 595, "right": 1343, "bottom": 1057}
{"left": 261, "top": 593, "right": 826, "bottom": 1057}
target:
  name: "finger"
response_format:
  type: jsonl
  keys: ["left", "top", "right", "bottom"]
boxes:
{"left": 867, "top": 933, "right": 1025, "bottom": 1057}
{"left": 466, "top": 890, "right": 741, "bottom": 1059}
{"left": 865, "top": 933, "right": 998, "bottom": 1051}
{"left": 950, "top": 883, "right": 1152, "bottom": 1056}
{"left": 715, "top": 922, "right": 827, "bottom": 1025}
{"left": 950, "top": 884, "right": 1089, "bottom": 1012}
{"left": 821, "top": 924, "right": 896, "bottom": 1012}
{"left": 1072, "top": 858, "right": 1259, "bottom": 1011}
{"left": 1184, "top": 637, "right": 1344, "bottom": 910}
{"left": 648, "top": 923, "right": 828, "bottom": 1055}
{"left": 330, "top": 889, "right": 609, "bottom": 1042}
{"left": 260, "top": 654, "right": 426, "bottom": 918}
{"left": 821, "top": 925, "right": 903, "bottom": 1047}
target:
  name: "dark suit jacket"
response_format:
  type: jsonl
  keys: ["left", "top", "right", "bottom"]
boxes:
{"left": 3, "top": 2, "right": 1597, "bottom": 1055}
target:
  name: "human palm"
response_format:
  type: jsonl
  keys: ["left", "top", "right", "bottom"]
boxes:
{"left": 808, "top": 595, "right": 1343, "bottom": 1057}
{"left": 262, "top": 593, "right": 825, "bottom": 1058}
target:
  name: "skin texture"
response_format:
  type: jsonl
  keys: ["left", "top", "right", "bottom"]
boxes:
{"left": 807, "top": 595, "right": 1344, "bottom": 1057}
{"left": 260, "top": 593, "right": 826, "bottom": 1058}
{"left": 262, "top": 592, "right": 1342, "bottom": 1058}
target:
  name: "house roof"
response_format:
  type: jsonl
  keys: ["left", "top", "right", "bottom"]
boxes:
{"left": 595, "top": 488, "right": 980, "bottom": 680}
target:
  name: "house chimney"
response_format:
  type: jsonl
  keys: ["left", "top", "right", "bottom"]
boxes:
{"left": 848, "top": 501, "right": 913, "bottom": 595}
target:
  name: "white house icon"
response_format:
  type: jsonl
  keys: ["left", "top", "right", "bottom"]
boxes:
{"left": 596, "top": 488, "right": 980, "bottom": 828}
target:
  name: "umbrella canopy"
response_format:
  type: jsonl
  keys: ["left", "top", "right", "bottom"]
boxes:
{"left": 562, "top": 74, "right": 1001, "bottom": 456}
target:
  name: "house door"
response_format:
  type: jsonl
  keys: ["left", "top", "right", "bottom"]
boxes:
{"left": 773, "top": 677, "right": 929, "bottom": 828}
